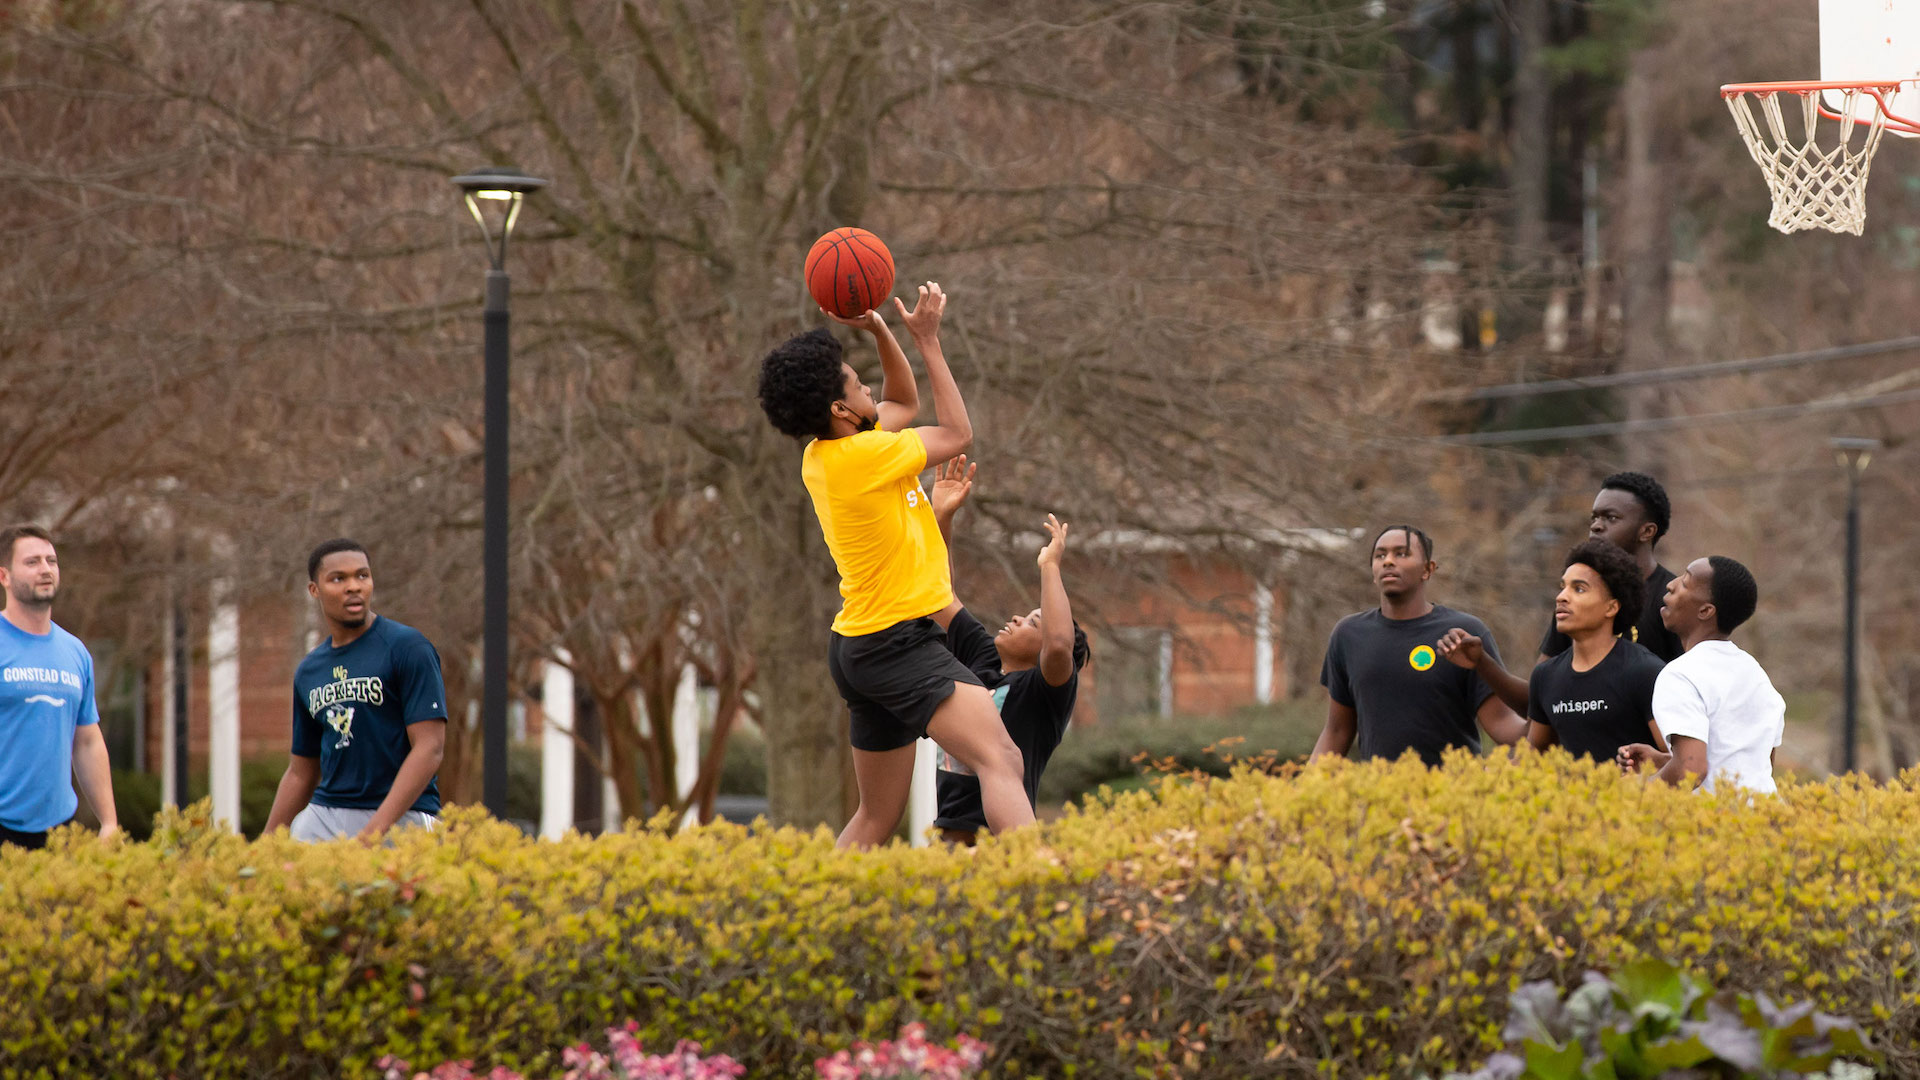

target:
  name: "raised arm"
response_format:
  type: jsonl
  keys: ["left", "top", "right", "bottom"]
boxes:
{"left": 1035, "top": 514, "right": 1075, "bottom": 687}
{"left": 826, "top": 307, "right": 919, "bottom": 431}
{"left": 895, "top": 283, "right": 972, "bottom": 466}
{"left": 1436, "top": 628, "right": 1530, "bottom": 716}
{"left": 928, "top": 455, "right": 975, "bottom": 629}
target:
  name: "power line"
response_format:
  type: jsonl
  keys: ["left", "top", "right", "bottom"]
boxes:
{"left": 1433, "top": 385, "right": 1920, "bottom": 446}
{"left": 1424, "top": 335, "right": 1920, "bottom": 403}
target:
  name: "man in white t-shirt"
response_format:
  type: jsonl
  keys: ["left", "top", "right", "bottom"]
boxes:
{"left": 1617, "top": 555, "right": 1784, "bottom": 793}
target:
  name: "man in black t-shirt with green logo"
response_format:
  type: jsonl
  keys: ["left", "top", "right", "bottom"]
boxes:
{"left": 1439, "top": 539, "right": 1666, "bottom": 762}
{"left": 1310, "top": 526, "right": 1526, "bottom": 766}
{"left": 1536, "top": 472, "right": 1683, "bottom": 665}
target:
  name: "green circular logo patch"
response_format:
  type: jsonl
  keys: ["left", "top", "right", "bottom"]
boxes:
{"left": 1409, "top": 645, "right": 1436, "bottom": 672}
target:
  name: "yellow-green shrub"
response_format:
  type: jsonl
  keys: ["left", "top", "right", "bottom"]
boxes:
{"left": 2, "top": 752, "right": 1918, "bottom": 1079}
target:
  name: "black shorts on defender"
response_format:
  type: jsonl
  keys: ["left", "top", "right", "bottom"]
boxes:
{"left": 829, "top": 617, "right": 984, "bottom": 752}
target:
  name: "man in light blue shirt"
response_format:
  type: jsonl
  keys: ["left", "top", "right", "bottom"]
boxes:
{"left": 0, "top": 525, "right": 116, "bottom": 849}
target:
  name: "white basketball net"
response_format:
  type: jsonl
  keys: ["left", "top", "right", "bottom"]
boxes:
{"left": 1725, "top": 86, "right": 1891, "bottom": 235}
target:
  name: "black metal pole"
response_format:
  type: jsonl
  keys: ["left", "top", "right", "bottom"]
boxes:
{"left": 172, "top": 593, "right": 189, "bottom": 806}
{"left": 1842, "top": 466, "right": 1861, "bottom": 774}
{"left": 482, "top": 268, "right": 511, "bottom": 816}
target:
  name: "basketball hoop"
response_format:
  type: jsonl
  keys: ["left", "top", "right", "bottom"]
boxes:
{"left": 1721, "top": 80, "right": 1920, "bottom": 234}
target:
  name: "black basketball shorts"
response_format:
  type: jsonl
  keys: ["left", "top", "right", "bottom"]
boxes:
{"left": 828, "top": 617, "right": 984, "bottom": 752}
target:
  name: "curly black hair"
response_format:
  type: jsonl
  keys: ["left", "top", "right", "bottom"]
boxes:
{"left": 1070, "top": 623, "right": 1092, "bottom": 672}
{"left": 1600, "top": 471, "right": 1671, "bottom": 544}
{"left": 1706, "top": 555, "right": 1758, "bottom": 634}
{"left": 757, "top": 328, "right": 845, "bottom": 439}
{"left": 1564, "top": 538, "right": 1644, "bottom": 638}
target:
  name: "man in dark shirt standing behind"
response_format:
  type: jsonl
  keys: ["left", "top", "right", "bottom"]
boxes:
{"left": 1311, "top": 526, "right": 1525, "bottom": 766}
{"left": 264, "top": 539, "right": 448, "bottom": 842}
{"left": 1538, "top": 472, "right": 1683, "bottom": 664}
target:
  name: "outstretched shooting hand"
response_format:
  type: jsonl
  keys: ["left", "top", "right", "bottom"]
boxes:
{"left": 932, "top": 455, "right": 976, "bottom": 519}
{"left": 894, "top": 282, "right": 945, "bottom": 342}
{"left": 824, "top": 307, "right": 885, "bottom": 334}
{"left": 1436, "top": 628, "right": 1484, "bottom": 670}
{"left": 1037, "top": 514, "right": 1069, "bottom": 570}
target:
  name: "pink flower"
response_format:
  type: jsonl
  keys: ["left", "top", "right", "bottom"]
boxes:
{"left": 399, "top": 1020, "right": 793, "bottom": 1080}
{"left": 812, "top": 1025, "right": 990, "bottom": 1079}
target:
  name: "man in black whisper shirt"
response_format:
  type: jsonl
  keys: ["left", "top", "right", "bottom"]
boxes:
{"left": 1310, "top": 526, "right": 1526, "bottom": 766}
{"left": 1536, "top": 472, "right": 1683, "bottom": 665}
{"left": 1438, "top": 539, "right": 1667, "bottom": 762}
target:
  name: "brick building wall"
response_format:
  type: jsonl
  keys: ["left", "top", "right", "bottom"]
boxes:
{"left": 1074, "top": 555, "right": 1283, "bottom": 725}
{"left": 953, "top": 547, "right": 1287, "bottom": 727}
{"left": 142, "top": 593, "right": 325, "bottom": 768}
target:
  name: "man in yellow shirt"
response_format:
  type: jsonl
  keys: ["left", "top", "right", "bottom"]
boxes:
{"left": 758, "top": 282, "right": 1034, "bottom": 848}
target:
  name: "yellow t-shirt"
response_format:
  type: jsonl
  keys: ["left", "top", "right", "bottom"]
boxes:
{"left": 801, "top": 427, "right": 954, "bottom": 636}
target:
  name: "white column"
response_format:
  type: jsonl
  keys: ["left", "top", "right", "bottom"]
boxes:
{"left": 672, "top": 663, "right": 699, "bottom": 828}
{"left": 160, "top": 595, "right": 179, "bottom": 810}
{"left": 539, "top": 657, "right": 575, "bottom": 839}
{"left": 601, "top": 726, "right": 619, "bottom": 835}
{"left": 1157, "top": 631, "right": 1176, "bottom": 719}
{"left": 1253, "top": 582, "right": 1276, "bottom": 705}
{"left": 908, "top": 738, "right": 937, "bottom": 847}
{"left": 207, "top": 586, "right": 241, "bottom": 834}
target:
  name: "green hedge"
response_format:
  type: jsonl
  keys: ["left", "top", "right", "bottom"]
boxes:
{"left": 3, "top": 754, "right": 1918, "bottom": 1078}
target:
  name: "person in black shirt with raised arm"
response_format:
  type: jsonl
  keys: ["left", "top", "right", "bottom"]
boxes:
{"left": 925, "top": 456, "right": 1088, "bottom": 845}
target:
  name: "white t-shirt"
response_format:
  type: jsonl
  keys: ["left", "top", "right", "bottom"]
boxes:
{"left": 1651, "top": 640, "right": 1786, "bottom": 794}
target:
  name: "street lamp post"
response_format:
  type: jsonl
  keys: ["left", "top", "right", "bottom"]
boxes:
{"left": 452, "top": 167, "right": 549, "bottom": 817}
{"left": 1830, "top": 436, "right": 1879, "bottom": 775}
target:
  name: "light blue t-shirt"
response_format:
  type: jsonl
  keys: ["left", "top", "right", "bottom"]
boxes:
{"left": 0, "top": 616, "right": 99, "bottom": 832}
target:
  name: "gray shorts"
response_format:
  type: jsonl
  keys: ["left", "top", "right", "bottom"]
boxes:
{"left": 289, "top": 804, "right": 438, "bottom": 843}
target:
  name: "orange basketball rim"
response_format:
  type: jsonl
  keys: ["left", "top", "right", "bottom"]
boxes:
{"left": 1722, "top": 0, "right": 1920, "bottom": 234}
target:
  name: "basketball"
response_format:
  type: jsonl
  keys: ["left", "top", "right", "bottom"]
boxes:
{"left": 804, "top": 227, "right": 895, "bottom": 318}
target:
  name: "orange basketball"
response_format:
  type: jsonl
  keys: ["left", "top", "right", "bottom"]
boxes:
{"left": 804, "top": 227, "right": 895, "bottom": 318}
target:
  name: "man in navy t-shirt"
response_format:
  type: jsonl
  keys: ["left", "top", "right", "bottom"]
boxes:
{"left": 263, "top": 539, "right": 448, "bottom": 842}
{"left": 0, "top": 524, "right": 117, "bottom": 849}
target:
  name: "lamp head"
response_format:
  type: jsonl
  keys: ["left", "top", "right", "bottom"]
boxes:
{"left": 451, "top": 167, "right": 549, "bottom": 269}
{"left": 1830, "top": 435, "right": 1881, "bottom": 474}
